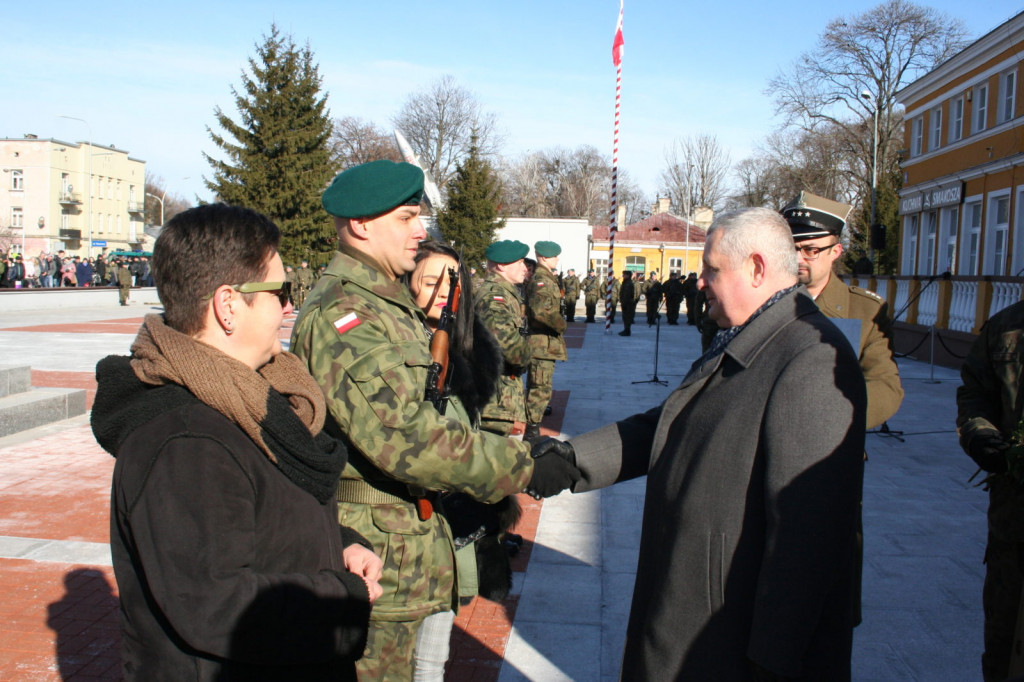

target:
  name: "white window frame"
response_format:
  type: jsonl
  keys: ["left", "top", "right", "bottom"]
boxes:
{"left": 911, "top": 116, "right": 924, "bottom": 157}
{"left": 1013, "top": 186, "right": 1024, "bottom": 276}
{"left": 10, "top": 169, "right": 24, "bottom": 191}
{"left": 985, "top": 190, "right": 1011, "bottom": 275}
{"left": 961, "top": 198, "right": 983, "bottom": 276}
{"left": 902, "top": 214, "right": 919, "bottom": 274}
{"left": 61, "top": 213, "right": 69, "bottom": 230}
{"left": 940, "top": 205, "right": 959, "bottom": 273}
{"left": 1000, "top": 70, "right": 1017, "bottom": 124}
{"left": 919, "top": 211, "right": 937, "bottom": 275}
{"left": 668, "top": 257, "right": 683, "bottom": 275}
{"left": 974, "top": 82, "right": 989, "bottom": 133}
{"left": 949, "top": 96, "right": 964, "bottom": 143}
{"left": 930, "top": 106, "right": 942, "bottom": 151}
{"left": 11, "top": 207, "right": 24, "bottom": 229}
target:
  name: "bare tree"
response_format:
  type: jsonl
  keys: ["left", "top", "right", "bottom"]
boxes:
{"left": 145, "top": 176, "right": 192, "bottom": 227}
{"left": 660, "top": 134, "right": 731, "bottom": 216}
{"left": 391, "top": 75, "right": 501, "bottom": 194}
{"left": 498, "top": 152, "right": 552, "bottom": 218}
{"left": 329, "top": 116, "right": 401, "bottom": 171}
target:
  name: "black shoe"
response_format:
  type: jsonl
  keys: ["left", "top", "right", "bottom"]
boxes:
{"left": 544, "top": 405, "right": 552, "bottom": 416}
{"left": 524, "top": 423, "right": 541, "bottom": 440}
{"left": 619, "top": 330, "right": 631, "bottom": 336}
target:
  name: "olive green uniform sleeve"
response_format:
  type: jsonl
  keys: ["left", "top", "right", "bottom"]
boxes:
{"left": 475, "top": 276, "right": 531, "bottom": 371}
{"left": 527, "top": 266, "right": 567, "bottom": 335}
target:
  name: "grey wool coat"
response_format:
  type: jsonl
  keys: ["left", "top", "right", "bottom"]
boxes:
{"left": 569, "top": 288, "right": 866, "bottom": 681}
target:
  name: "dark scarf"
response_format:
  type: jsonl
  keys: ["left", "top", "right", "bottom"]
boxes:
{"left": 685, "top": 284, "right": 801, "bottom": 381}
{"left": 123, "top": 314, "right": 345, "bottom": 503}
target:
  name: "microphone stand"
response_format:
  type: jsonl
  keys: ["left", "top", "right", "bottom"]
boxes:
{"left": 633, "top": 299, "right": 668, "bottom": 386}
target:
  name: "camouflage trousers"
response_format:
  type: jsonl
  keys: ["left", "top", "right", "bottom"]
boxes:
{"left": 982, "top": 534, "right": 1024, "bottom": 681}
{"left": 357, "top": 617, "right": 422, "bottom": 681}
{"left": 118, "top": 285, "right": 130, "bottom": 305}
{"left": 293, "top": 287, "right": 307, "bottom": 310}
{"left": 525, "top": 358, "right": 554, "bottom": 424}
{"left": 584, "top": 298, "right": 598, "bottom": 322}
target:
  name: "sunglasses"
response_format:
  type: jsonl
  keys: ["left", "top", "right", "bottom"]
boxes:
{"left": 204, "top": 281, "right": 292, "bottom": 307}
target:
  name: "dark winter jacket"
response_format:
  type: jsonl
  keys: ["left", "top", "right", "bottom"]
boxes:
{"left": 92, "top": 356, "right": 371, "bottom": 681}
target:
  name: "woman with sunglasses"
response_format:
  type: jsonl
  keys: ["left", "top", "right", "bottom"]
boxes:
{"left": 91, "top": 204, "right": 382, "bottom": 681}
{"left": 405, "top": 240, "right": 522, "bottom": 680}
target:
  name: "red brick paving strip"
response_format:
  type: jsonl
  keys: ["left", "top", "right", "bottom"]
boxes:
{"left": 1, "top": 318, "right": 145, "bottom": 335}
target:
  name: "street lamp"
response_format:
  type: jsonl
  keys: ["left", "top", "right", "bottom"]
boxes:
{"left": 58, "top": 115, "right": 94, "bottom": 259}
{"left": 145, "top": 192, "right": 165, "bottom": 227}
{"left": 860, "top": 90, "right": 879, "bottom": 273}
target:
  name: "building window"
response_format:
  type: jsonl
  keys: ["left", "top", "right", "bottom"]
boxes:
{"left": 919, "top": 211, "right": 937, "bottom": 275}
{"left": 911, "top": 116, "right": 924, "bottom": 157}
{"left": 949, "top": 96, "right": 964, "bottom": 143}
{"left": 10, "top": 169, "right": 24, "bottom": 191}
{"left": 974, "top": 82, "right": 989, "bottom": 133}
{"left": 986, "top": 193, "right": 1010, "bottom": 275}
{"left": 940, "top": 205, "right": 958, "bottom": 273}
{"left": 669, "top": 257, "right": 683, "bottom": 276}
{"left": 962, "top": 200, "right": 982, "bottom": 275}
{"left": 11, "top": 207, "right": 24, "bottom": 229}
{"left": 625, "top": 256, "right": 646, "bottom": 273}
{"left": 930, "top": 106, "right": 942, "bottom": 151}
{"left": 1014, "top": 187, "right": 1024, "bottom": 276}
{"left": 903, "top": 214, "right": 919, "bottom": 274}
{"left": 61, "top": 213, "right": 69, "bottom": 230}
{"left": 1000, "top": 70, "right": 1016, "bottom": 124}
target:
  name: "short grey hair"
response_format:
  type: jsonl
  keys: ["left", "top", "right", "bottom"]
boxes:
{"left": 706, "top": 207, "right": 798, "bottom": 277}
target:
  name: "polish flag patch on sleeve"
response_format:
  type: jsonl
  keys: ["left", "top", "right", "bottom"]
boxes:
{"left": 493, "top": 295, "right": 505, "bottom": 302}
{"left": 333, "top": 312, "right": 361, "bottom": 335}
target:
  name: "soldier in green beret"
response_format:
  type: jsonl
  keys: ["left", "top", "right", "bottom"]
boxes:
{"left": 475, "top": 240, "right": 532, "bottom": 437}
{"left": 582, "top": 269, "right": 601, "bottom": 322}
{"left": 294, "top": 259, "right": 315, "bottom": 310}
{"left": 563, "top": 268, "right": 580, "bottom": 322}
{"left": 524, "top": 241, "right": 568, "bottom": 440}
{"left": 290, "top": 160, "right": 580, "bottom": 680}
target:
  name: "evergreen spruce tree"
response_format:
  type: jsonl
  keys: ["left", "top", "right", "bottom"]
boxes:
{"left": 204, "top": 25, "right": 335, "bottom": 266}
{"left": 434, "top": 139, "right": 505, "bottom": 267}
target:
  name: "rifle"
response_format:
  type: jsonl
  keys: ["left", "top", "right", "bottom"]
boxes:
{"left": 424, "top": 264, "right": 461, "bottom": 415}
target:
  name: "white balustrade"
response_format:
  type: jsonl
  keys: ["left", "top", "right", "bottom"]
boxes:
{"left": 948, "top": 281, "right": 978, "bottom": 332}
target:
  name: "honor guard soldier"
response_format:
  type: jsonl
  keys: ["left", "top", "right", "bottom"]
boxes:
{"left": 475, "top": 240, "right": 533, "bottom": 437}
{"left": 524, "top": 241, "right": 567, "bottom": 440}
{"left": 583, "top": 269, "right": 601, "bottom": 322}
{"left": 783, "top": 191, "right": 904, "bottom": 429}
{"left": 290, "top": 160, "right": 579, "bottom": 680}
{"left": 563, "top": 268, "right": 580, "bottom": 322}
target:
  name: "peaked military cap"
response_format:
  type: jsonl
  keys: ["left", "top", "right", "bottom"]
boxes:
{"left": 486, "top": 239, "right": 529, "bottom": 264}
{"left": 782, "top": 191, "right": 853, "bottom": 241}
{"left": 534, "top": 240, "right": 562, "bottom": 258}
{"left": 322, "top": 160, "right": 424, "bottom": 218}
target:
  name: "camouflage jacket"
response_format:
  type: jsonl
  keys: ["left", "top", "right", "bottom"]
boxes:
{"left": 815, "top": 274, "right": 903, "bottom": 429}
{"left": 606, "top": 277, "right": 621, "bottom": 306}
{"left": 526, "top": 265, "right": 568, "bottom": 361}
{"left": 290, "top": 249, "right": 534, "bottom": 619}
{"left": 475, "top": 272, "right": 531, "bottom": 423}
{"left": 564, "top": 275, "right": 580, "bottom": 302}
{"left": 295, "top": 267, "right": 315, "bottom": 289}
{"left": 583, "top": 275, "right": 601, "bottom": 303}
{"left": 957, "top": 299, "right": 1024, "bottom": 540}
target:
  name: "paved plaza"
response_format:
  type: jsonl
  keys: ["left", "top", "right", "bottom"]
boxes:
{"left": 0, "top": 293, "right": 988, "bottom": 680}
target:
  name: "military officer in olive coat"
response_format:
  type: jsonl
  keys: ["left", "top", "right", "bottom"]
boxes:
{"left": 583, "top": 269, "right": 601, "bottom": 323}
{"left": 525, "top": 241, "right": 568, "bottom": 439}
{"left": 290, "top": 161, "right": 579, "bottom": 680}
{"left": 475, "top": 240, "right": 532, "bottom": 437}
{"left": 783, "top": 191, "right": 904, "bottom": 429}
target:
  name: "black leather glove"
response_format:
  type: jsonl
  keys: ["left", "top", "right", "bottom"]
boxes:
{"left": 968, "top": 430, "right": 1010, "bottom": 473}
{"left": 525, "top": 438, "right": 580, "bottom": 499}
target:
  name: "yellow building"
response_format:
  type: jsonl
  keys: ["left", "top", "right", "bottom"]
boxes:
{"left": 0, "top": 135, "right": 147, "bottom": 258}
{"left": 589, "top": 205, "right": 707, "bottom": 279}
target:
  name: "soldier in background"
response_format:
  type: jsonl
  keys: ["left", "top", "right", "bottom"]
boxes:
{"left": 644, "top": 271, "right": 662, "bottom": 326}
{"left": 618, "top": 271, "right": 637, "bottom": 336}
{"left": 116, "top": 260, "right": 132, "bottom": 306}
{"left": 525, "top": 241, "right": 567, "bottom": 440}
{"left": 606, "top": 270, "right": 621, "bottom": 323}
{"left": 957, "top": 301, "right": 1024, "bottom": 682}
{"left": 583, "top": 269, "right": 600, "bottom": 323}
{"left": 475, "top": 240, "right": 532, "bottom": 437}
{"left": 291, "top": 161, "right": 578, "bottom": 679}
{"left": 294, "top": 259, "right": 315, "bottom": 310}
{"left": 663, "top": 272, "right": 684, "bottom": 325}
{"left": 782, "top": 191, "right": 903, "bottom": 429}
{"left": 284, "top": 265, "right": 296, "bottom": 305}
{"left": 681, "top": 272, "right": 699, "bottom": 325}
{"left": 563, "top": 268, "right": 580, "bottom": 322}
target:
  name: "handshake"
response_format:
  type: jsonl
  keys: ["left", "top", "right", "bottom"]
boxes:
{"left": 524, "top": 437, "right": 580, "bottom": 499}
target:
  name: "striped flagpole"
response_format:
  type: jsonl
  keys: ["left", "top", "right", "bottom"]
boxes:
{"left": 606, "top": 0, "right": 624, "bottom": 333}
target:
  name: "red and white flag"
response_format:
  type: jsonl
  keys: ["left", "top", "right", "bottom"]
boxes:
{"left": 333, "top": 312, "right": 361, "bottom": 335}
{"left": 612, "top": 0, "right": 624, "bottom": 67}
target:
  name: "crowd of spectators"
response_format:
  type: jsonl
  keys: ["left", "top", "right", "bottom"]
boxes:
{"left": 0, "top": 249, "right": 154, "bottom": 289}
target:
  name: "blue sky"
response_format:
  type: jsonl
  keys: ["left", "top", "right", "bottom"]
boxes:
{"left": 4, "top": 1, "right": 1022, "bottom": 205}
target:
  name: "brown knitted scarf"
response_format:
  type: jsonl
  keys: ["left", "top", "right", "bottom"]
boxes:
{"left": 129, "top": 313, "right": 344, "bottom": 502}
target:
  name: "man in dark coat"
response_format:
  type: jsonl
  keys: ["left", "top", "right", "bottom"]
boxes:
{"left": 618, "top": 270, "right": 636, "bottom": 336}
{"left": 681, "top": 271, "right": 699, "bottom": 324}
{"left": 535, "top": 207, "right": 866, "bottom": 681}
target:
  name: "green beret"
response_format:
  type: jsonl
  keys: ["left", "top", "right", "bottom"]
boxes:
{"left": 322, "top": 160, "right": 424, "bottom": 218}
{"left": 486, "top": 240, "right": 529, "bottom": 264}
{"left": 535, "top": 240, "right": 561, "bottom": 258}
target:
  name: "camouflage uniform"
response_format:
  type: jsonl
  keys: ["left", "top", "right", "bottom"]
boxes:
{"left": 294, "top": 265, "right": 315, "bottom": 310}
{"left": 563, "top": 273, "right": 580, "bottom": 322}
{"left": 475, "top": 272, "right": 531, "bottom": 435}
{"left": 583, "top": 274, "right": 601, "bottom": 322}
{"left": 815, "top": 274, "right": 903, "bottom": 429}
{"left": 291, "top": 248, "right": 533, "bottom": 680}
{"left": 957, "top": 300, "right": 1024, "bottom": 682}
{"left": 525, "top": 264, "right": 567, "bottom": 424}
{"left": 605, "top": 276, "right": 621, "bottom": 323}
